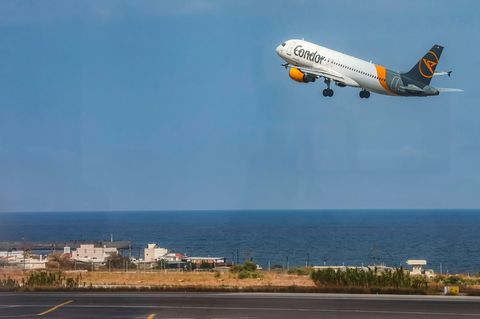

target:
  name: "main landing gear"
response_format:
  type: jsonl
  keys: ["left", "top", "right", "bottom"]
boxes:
{"left": 322, "top": 78, "right": 334, "bottom": 97}
{"left": 359, "top": 90, "right": 370, "bottom": 99}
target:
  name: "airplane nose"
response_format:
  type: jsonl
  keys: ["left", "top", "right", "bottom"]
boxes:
{"left": 276, "top": 45, "right": 282, "bottom": 55}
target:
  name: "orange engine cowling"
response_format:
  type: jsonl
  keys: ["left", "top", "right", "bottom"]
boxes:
{"left": 289, "top": 67, "right": 316, "bottom": 83}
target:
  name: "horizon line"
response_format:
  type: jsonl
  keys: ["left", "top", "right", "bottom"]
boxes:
{"left": 1, "top": 208, "right": 480, "bottom": 214}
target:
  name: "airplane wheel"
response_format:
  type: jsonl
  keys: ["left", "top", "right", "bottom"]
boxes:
{"left": 328, "top": 89, "right": 334, "bottom": 97}
{"left": 359, "top": 90, "right": 370, "bottom": 98}
{"left": 323, "top": 89, "right": 329, "bottom": 97}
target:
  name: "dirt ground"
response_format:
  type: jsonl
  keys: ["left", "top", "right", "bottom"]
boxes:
{"left": 71, "top": 271, "right": 316, "bottom": 288}
{"left": 0, "top": 269, "right": 315, "bottom": 288}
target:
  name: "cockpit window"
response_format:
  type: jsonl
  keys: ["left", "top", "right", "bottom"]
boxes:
{"left": 281, "top": 42, "right": 286, "bottom": 47}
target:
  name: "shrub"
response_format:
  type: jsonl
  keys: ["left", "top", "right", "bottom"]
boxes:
{"left": 0, "top": 277, "right": 19, "bottom": 289}
{"left": 230, "top": 261, "right": 257, "bottom": 273}
{"left": 238, "top": 270, "right": 251, "bottom": 279}
{"left": 23, "top": 271, "right": 80, "bottom": 289}
{"left": 230, "top": 264, "right": 243, "bottom": 273}
{"left": 230, "top": 261, "right": 259, "bottom": 279}
{"left": 288, "top": 267, "right": 311, "bottom": 276}
{"left": 311, "top": 267, "right": 425, "bottom": 290}
{"left": 243, "top": 261, "right": 257, "bottom": 272}
{"left": 444, "top": 275, "right": 462, "bottom": 285}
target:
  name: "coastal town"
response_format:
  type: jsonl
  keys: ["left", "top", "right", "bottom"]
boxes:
{"left": 0, "top": 238, "right": 448, "bottom": 278}
{"left": 0, "top": 241, "right": 227, "bottom": 271}
{"left": 0, "top": 239, "right": 477, "bottom": 296}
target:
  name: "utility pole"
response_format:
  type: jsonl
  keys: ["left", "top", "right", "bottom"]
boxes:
{"left": 22, "top": 237, "right": 26, "bottom": 271}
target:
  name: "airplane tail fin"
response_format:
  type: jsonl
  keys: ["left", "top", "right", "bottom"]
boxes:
{"left": 403, "top": 45, "right": 443, "bottom": 86}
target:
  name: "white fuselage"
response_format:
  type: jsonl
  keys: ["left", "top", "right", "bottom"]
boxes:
{"left": 276, "top": 39, "right": 393, "bottom": 95}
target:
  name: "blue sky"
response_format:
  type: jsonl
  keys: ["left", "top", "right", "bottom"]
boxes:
{"left": 0, "top": 0, "right": 479, "bottom": 212}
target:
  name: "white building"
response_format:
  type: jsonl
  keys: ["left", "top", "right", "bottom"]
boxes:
{"left": 186, "top": 257, "right": 226, "bottom": 266}
{"left": 144, "top": 244, "right": 169, "bottom": 262}
{"left": 407, "top": 259, "right": 434, "bottom": 278}
{"left": 0, "top": 251, "right": 46, "bottom": 269}
{"left": 71, "top": 244, "right": 118, "bottom": 263}
{"left": 407, "top": 259, "right": 427, "bottom": 275}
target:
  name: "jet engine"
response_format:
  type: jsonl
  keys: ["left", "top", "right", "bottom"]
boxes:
{"left": 289, "top": 67, "right": 316, "bottom": 83}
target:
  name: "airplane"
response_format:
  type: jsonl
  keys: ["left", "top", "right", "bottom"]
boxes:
{"left": 275, "top": 39, "right": 462, "bottom": 98}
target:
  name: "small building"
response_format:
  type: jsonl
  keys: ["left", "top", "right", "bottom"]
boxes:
{"left": 20, "top": 257, "right": 47, "bottom": 270}
{"left": 407, "top": 259, "right": 434, "bottom": 278}
{"left": 406, "top": 259, "right": 427, "bottom": 275}
{"left": 163, "top": 253, "right": 184, "bottom": 262}
{"left": 186, "top": 257, "right": 226, "bottom": 267}
{"left": 144, "top": 243, "right": 169, "bottom": 263}
{"left": 0, "top": 251, "right": 46, "bottom": 269}
{"left": 71, "top": 244, "right": 118, "bottom": 263}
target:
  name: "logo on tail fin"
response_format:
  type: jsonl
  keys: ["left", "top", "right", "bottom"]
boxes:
{"left": 418, "top": 51, "right": 439, "bottom": 79}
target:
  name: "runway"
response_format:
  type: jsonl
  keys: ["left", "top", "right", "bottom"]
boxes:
{"left": 1, "top": 292, "right": 480, "bottom": 318}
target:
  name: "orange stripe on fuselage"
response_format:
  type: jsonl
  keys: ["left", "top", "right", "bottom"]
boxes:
{"left": 374, "top": 65, "right": 395, "bottom": 95}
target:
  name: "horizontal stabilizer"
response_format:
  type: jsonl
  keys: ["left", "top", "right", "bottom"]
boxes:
{"left": 434, "top": 71, "right": 452, "bottom": 77}
{"left": 437, "top": 88, "right": 464, "bottom": 93}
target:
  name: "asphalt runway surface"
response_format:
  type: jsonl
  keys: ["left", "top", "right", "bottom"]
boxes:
{"left": 1, "top": 292, "right": 480, "bottom": 318}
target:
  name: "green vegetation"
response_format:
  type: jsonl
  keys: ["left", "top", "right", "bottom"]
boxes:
{"left": 1, "top": 271, "right": 83, "bottom": 290}
{"left": 433, "top": 274, "right": 480, "bottom": 286}
{"left": 24, "top": 271, "right": 80, "bottom": 289}
{"left": 0, "top": 277, "right": 19, "bottom": 289}
{"left": 311, "top": 267, "right": 428, "bottom": 290}
{"left": 287, "top": 267, "right": 312, "bottom": 276}
{"left": 230, "top": 261, "right": 262, "bottom": 279}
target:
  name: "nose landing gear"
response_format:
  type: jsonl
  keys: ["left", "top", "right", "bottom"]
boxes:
{"left": 323, "top": 78, "right": 334, "bottom": 97}
{"left": 359, "top": 90, "right": 370, "bottom": 99}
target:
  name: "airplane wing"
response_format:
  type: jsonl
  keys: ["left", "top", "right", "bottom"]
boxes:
{"left": 286, "top": 64, "right": 359, "bottom": 87}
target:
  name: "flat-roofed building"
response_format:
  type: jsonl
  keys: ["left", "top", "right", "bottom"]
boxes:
{"left": 186, "top": 257, "right": 225, "bottom": 267}
{"left": 71, "top": 244, "right": 118, "bottom": 263}
{"left": 406, "top": 259, "right": 427, "bottom": 275}
{"left": 144, "top": 244, "right": 169, "bottom": 263}
{"left": 0, "top": 251, "right": 46, "bottom": 269}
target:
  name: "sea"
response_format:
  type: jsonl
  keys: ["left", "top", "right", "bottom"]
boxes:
{"left": 1, "top": 210, "right": 479, "bottom": 274}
